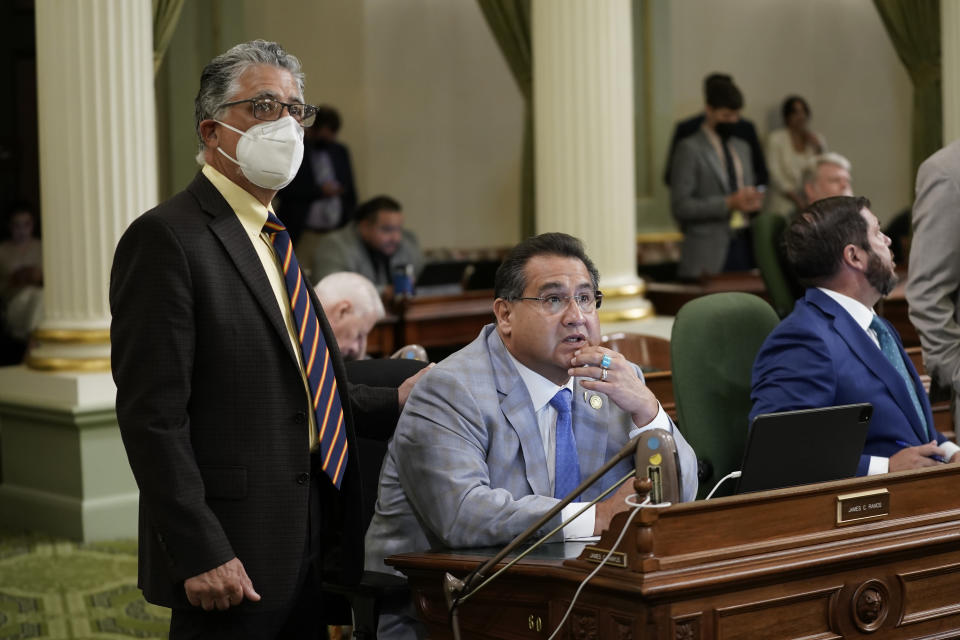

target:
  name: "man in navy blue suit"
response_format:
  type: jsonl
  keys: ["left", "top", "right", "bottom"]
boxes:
{"left": 750, "top": 195, "right": 959, "bottom": 475}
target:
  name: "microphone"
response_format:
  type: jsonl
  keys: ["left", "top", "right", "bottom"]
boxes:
{"left": 444, "top": 428, "right": 681, "bottom": 637}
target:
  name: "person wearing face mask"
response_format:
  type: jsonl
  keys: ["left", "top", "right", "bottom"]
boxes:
{"left": 110, "top": 40, "right": 429, "bottom": 638}
{"left": 670, "top": 77, "right": 765, "bottom": 281}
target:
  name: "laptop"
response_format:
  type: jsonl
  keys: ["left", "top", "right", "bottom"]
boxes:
{"left": 736, "top": 403, "right": 872, "bottom": 494}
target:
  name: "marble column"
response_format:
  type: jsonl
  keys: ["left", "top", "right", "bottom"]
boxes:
{"left": 0, "top": 0, "right": 156, "bottom": 540}
{"left": 942, "top": 0, "right": 960, "bottom": 144}
{"left": 532, "top": 0, "right": 654, "bottom": 329}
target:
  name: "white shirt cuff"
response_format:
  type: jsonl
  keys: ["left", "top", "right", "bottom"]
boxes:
{"left": 629, "top": 403, "right": 670, "bottom": 436}
{"left": 940, "top": 440, "right": 960, "bottom": 461}
{"left": 561, "top": 502, "right": 596, "bottom": 540}
{"left": 867, "top": 455, "right": 889, "bottom": 475}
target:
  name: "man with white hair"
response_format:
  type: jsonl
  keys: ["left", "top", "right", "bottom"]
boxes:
{"left": 802, "top": 152, "right": 853, "bottom": 205}
{"left": 315, "top": 272, "right": 386, "bottom": 361}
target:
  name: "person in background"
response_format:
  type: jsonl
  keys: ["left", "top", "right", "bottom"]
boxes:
{"left": 315, "top": 271, "right": 385, "bottom": 361}
{"left": 907, "top": 139, "right": 960, "bottom": 430}
{"left": 764, "top": 96, "right": 826, "bottom": 216}
{"left": 0, "top": 201, "right": 43, "bottom": 361}
{"left": 279, "top": 105, "right": 357, "bottom": 252}
{"left": 670, "top": 76, "right": 764, "bottom": 280}
{"left": 751, "top": 196, "right": 958, "bottom": 477}
{"left": 801, "top": 152, "right": 853, "bottom": 206}
{"left": 310, "top": 195, "right": 424, "bottom": 289}
{"left": 664, "top": 72, "right": 768, "bottom": 188}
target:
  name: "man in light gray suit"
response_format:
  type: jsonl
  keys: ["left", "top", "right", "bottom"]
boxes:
{"left": 365, "top": 233, "right": 698, "bottom": 638}
{"left": 670, "top": 77, "right": 764, "bottom": 280}
{"left": 907, "top": 139, "right": 960, "bottom": 427}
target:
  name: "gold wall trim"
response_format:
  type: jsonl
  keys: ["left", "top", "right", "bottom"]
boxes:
{"left": 602, "top": 283, "right": 647, "bottom": 299}
{"left": 25, "top": 356, "right": 112, "bottom": 372}
{"left": 598, "top": 306, "right": 655, "bottom": 323}
{"left": 32, "top": 328, "right": 110, "bottom": 344}
{"left": 636, "top": 231, "right": 683, "bottom": 244}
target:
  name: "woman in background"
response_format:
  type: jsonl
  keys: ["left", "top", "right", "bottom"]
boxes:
{"left": 764, "top": 96, "right": 825, "bottom": 216}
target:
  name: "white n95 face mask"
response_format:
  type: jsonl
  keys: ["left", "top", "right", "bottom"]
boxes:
{"left": 215, "top": 116, "right": 304, "bottom": 190}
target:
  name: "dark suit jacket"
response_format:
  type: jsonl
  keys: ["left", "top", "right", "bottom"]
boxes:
{"left": 278, "top": 139, "right": 357, "bottom": 243}
{"left": 750, "top": 288, "right": 944, "bottom": 476}
{"left": 664, "top": 114, "right": 768, "bottom": 187}
{"left": 110, "top": 172, "right": 395, "bottom": 610}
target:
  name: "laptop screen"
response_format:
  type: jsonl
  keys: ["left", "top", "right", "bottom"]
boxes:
{"left": 736, "top": 403, "right": 872, "bottom": 494}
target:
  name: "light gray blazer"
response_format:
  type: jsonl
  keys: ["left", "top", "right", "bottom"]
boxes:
{"left": 364, "top": 324, "right": 698, "bottom": 579}
{"left": 907, "top": 138, "right": 960, "bottom": 426}
{"left": 310, "top": 224, "right": 424, "bottom": 288}
{"left": 670, "top": 129, "right": 755, "bottom": 279}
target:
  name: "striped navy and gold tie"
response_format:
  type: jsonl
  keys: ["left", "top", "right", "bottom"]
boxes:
{"left": 264, "top": 212, "right": 347, "bottom": 489}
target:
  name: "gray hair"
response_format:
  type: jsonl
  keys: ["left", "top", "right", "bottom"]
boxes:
{"left": 494, "top": 232, "right": 600, "bottom": 301}
{"left": 314, "top": 272, "right": 385, "bottom": 320}
{"left": 801, "top": 152, "right": 852, "bottom": 187}
{"left": 194, "top": 40, "right": 305, "bottom": 150}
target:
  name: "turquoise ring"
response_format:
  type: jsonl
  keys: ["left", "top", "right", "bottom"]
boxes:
{"left": 600, "top": 354, "right": 612, "bottom": 369}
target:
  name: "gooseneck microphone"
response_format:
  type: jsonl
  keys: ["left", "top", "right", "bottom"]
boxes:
{"left": 443, "top": 428, "right": 681, "bottom": 639}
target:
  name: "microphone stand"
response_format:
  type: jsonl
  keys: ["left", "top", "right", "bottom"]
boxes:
{"left": 444, "top": 433, "right": 647, "bottom": 638}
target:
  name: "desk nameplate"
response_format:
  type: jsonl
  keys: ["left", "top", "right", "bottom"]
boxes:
{"left": 837, "top": 488, "right": 889, "bottom": 526}
{"left": 582, "top": 546, "right": 627, "bottom": 568}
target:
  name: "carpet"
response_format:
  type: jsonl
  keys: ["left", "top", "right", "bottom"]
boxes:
{"left": 0, "top": 529, "right": 170, "bottom": 639}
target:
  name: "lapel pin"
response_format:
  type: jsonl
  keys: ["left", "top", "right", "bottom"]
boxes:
{"left": 589, "top": 394, "right": 603, "bottom": 410}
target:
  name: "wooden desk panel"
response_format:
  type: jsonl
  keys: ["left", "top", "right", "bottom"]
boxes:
{"left": 395, "top": 291, "right": 495, "bottom": 350}
{"left": 392, "top": 465, "right": 960, "bottom": 639}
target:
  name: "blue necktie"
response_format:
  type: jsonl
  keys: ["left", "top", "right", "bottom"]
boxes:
{"left": 264, "top": 212, "right": 347, "bottom": 489}
{"left": 549, "top": 388, "right": 580, "bottom": 499}
{"left": 869, "top": 316, "right": 933, "bottom": 441}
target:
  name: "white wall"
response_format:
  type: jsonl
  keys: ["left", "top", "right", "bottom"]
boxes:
{"left": 668, "top": 0, "right": 913, "bottom": 223}
{"left": 244, "top": 0, "right": 525, "bottom": 251}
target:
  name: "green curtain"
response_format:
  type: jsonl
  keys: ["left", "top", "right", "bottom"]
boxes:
{"left": 874, "top": 0, "right": 942, "bottom": 180}
{"left": 153, "top": 0, "right": 185, "bottom": 75}
{"left": 477, "top": 0, "right": 535, "bottom": 239}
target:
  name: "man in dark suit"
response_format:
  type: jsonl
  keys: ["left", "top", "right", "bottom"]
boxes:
{"left": 279, "top": 105, "right": 357, "bottom": 248}
{"left": 110, "top": 40, "right": 417, "bottom": 639}
{"left": 750, "top": 196, "right": 959, "bottom": 476}
{"left": 664, "top": 73, "right": 768, "bottom": 187}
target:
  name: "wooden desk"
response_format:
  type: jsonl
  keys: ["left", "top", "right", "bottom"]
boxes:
{"left": 394, "top": 290, "right": 495, "bottom": 353}
{"left": 646, "top": 272, "right": 769, "bottom": 317}
{"left": 391, "top": 465, "right": 960, "bottom": 639}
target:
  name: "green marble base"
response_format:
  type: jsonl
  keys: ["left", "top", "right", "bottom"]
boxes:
{"left": 0, "top": 399, "right": 137, "bottom": 542}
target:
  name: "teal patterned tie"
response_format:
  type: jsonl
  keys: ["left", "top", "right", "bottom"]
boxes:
{"left": 869, "top": 316, "right": 933, "bottom": 441}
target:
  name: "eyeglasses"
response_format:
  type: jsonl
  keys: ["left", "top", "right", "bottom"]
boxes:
{"left": 218, "top": 98, "right": 318, "bottom": 127}
{"left": 512, "top": 291, "right": 603, "bottom": 314}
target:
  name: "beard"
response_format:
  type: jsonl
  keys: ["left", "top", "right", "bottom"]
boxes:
{"left": 865, "top": 250, "right": 898, "bottom": 296}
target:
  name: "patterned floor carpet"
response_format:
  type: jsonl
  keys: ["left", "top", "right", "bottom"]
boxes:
{"left": 0, "top": 529, "right": 170, "bottom": 639}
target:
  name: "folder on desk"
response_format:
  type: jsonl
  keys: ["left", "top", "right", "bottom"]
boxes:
{"left": 736, "top": 403, "right": 872, "bottom": 494}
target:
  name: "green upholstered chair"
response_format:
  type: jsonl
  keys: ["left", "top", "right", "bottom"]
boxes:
{"left": 752, "top": 212, "right": 802, "bottom": 318}
{"left": 671, "top": 293, "right": 780, "bottom": 499}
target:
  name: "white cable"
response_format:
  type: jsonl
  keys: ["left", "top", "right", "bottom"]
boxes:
{"left": 547, "top": 495, "right": 649, "bottom": 640}
{"left": 704, "top": 470, "right": 742, "bottom": 500}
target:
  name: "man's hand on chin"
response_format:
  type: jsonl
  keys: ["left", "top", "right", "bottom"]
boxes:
{"left": 184, "top": 557, "right": 261, "bottom": 611}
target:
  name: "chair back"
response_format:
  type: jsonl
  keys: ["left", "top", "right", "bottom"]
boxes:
{"left": 752, "top": 212, "right": 801, "bottom": 318}
{"left": 671, "top": 293, "right": 779, "bottom": 498}
{"left": 344, "top": 358, "right": 430, "bottom": 531}
{"left": 600, "top": 332, "right": 671, "bottom": 372}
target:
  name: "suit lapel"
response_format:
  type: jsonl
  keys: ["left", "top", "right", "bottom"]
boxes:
{"left": 487, "top": 329, "right": 552, "bottom": 497}
{"left": 695, "top": 130, "right": 729, "bottom": 191}
{"left": 188, "top": 174, "right": 299, "bottom": 368}
{"left": 808, "top": 290, "right": 928, "bottom": 441}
